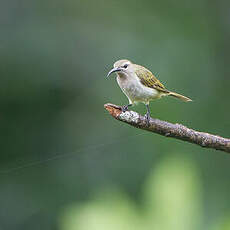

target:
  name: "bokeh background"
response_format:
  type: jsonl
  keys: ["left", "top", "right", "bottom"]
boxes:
{"left": 1, "top": 0, "right": 230, "bottom": 229}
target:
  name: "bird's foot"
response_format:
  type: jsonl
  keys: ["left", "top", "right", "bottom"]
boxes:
{"left": 144, "top": 112, "right": 150, "bottom": 126}
{"left": 121, "top": 104, "right": 132, "bottom": 112}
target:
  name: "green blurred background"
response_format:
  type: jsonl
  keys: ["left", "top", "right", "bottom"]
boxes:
{"left": 1, "top": 0, "right": 230, "bottom": 229}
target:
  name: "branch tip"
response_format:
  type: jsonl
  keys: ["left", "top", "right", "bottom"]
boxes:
{"left": 104, "top": 103, "right": 122, "bottom": 118}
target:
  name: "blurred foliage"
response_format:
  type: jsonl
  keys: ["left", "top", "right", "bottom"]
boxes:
{"left": 0, "top": 0, "right": 230, "bottom": 229}
{"left": 60, "top": 155, "right": 202, "bottom": 230}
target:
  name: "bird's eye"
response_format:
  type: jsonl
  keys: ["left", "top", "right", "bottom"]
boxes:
{"left": 123, "top": 64, "right": 128, "bottom": 68}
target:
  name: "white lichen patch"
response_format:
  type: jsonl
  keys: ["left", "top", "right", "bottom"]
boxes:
{"left": 119, "top": 111, "right": 139, "bottom": 123}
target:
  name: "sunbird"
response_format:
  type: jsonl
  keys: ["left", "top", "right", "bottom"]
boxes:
{"left": 107, "top": 59, "right": 192, "bottom": 124}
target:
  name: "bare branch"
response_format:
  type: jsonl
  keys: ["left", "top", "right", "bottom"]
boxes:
{"left": 104, "top": 103, "right": 230, "bottom": 154}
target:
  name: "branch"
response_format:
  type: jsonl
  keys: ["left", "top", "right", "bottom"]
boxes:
{"left": 104, "top": 103, "right": 230, "bottom": 154}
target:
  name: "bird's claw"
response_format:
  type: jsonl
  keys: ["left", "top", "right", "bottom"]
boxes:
{"left": 144, "top": 113, "right": 150, "bottom": 126}
{"left": 121, "top": 105, "right": 129, "bottom": 112}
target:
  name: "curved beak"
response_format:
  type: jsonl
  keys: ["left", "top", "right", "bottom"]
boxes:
{"left": 107, "top": 67, "right": 122, "bottom": 78}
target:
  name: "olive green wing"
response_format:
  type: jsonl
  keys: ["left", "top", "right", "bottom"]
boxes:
{"left": 135, "top": 65, "right": 169, "bottom": 93}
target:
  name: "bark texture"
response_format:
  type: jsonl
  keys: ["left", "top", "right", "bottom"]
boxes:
{"left": 104, "top": 103, "right": 230, "bottom": 153}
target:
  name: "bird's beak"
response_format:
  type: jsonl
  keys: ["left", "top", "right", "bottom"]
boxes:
{"left": 107, "top": 67, "right": 122, "bottom": 78}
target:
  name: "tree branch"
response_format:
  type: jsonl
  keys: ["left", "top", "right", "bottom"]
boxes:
{"left": 104, "top": 103, "right": 230, "bottom": 154}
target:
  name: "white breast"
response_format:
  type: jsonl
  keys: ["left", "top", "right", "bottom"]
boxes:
{"left": 116, "top": 73, "right": 161, "bottom": 104}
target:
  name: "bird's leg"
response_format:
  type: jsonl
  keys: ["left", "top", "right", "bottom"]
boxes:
{"left": 121, "top": 104, "right": 132, "bottom": 112}
{"left": 144, "top": 104, "right": 151, "bottom": 126}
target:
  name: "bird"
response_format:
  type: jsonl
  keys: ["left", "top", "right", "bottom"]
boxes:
{"left": 107, "top": 59, "right": 192, "bottom": 124}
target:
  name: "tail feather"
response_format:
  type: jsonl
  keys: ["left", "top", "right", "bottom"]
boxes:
{"left": 168, "top": 91, "right": 192, "bottom": 102}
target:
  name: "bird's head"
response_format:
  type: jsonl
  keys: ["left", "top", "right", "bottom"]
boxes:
{"left": 107, "top": 59, "right": 134, "bottom": 78}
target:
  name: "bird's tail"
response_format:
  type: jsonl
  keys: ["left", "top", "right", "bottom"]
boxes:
{"left": 168, "top": 91, "right": 192, "bottom": 102}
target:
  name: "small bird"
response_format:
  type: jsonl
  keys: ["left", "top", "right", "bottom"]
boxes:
{"left": 107, "top": 59, "right": 192, "bottom": 124}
